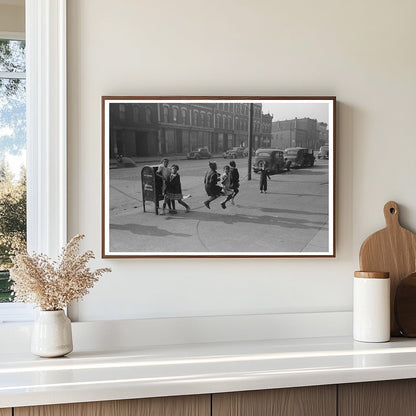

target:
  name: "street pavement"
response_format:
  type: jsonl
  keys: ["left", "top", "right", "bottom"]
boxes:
{"left": 108, "top": 158, "right": 330, "bottom": 255}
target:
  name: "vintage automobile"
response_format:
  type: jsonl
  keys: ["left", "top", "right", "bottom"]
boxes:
{"left": 284, "top": 147, "right": 315, "bottom": 168}
{"left": 318, "top": 145, "right": 329, "bottom": 159}
{"left": 186, "top": 147, "right": 212, "bottom": 160}
{"left": 252, "top": 148, "right": 286, "bottom": 174}
{"left": 223, "top": 146, "right": 246, "bottom": 159}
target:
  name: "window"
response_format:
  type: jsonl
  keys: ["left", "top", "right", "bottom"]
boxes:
{"left": 145, "top": 107, "right": 151, "bottom": 123}
{"left": 181, "top": 108, "right": 187, "bottom": 124}
{"left": 133, "top": 105, "right": 139, "bottom": 122}
{"left": 119, "top": 104, "right": 126, "bottom": 120}
{"left": 1, "top": 1, "right": 67, "bottom": 323}
{"left": 0, "top": 37, "right": 27, "bottom": 305}
{"left": 173, "top": 107, "right": 178, "bottom": 122}
{"left": 163, "top": 106, "right": 169, "bottom": 122}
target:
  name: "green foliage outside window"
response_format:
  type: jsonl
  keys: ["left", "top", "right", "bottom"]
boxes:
{"left": 0, "top": 163, "right": 26, "bottom": 302}
{"left": 0, "top": 38, "right": 27, "bottom": 302}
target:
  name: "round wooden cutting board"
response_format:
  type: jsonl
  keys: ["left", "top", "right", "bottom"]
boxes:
{"left": 359, "top": 201, "right": 416, "bottom": 336}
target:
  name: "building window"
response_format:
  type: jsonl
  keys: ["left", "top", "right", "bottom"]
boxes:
{"left": 133, "top": 106, "right": 140, "bottom": 122}
{"left": 201, "top": 112, "right": 205, "bottom": 127}
{"left": 119, "top": 104, "right": 126, "bottom": 120}
{"left": 145, "top": 107, "right": 151, "bottom": 123}
{"left": 181, "top": 108, "right": 187, "bottom": 124}
{"left": 163, "top": 106, "right": 169, "bottom": 122}
{"left": 207, "top": 113, "right": 212, "bottom": 127}
{"left": 173, "top": 107, "right": 178, "bottom": 122}
{"left": 193, "top": 110, "right": 199, "bottom": 126}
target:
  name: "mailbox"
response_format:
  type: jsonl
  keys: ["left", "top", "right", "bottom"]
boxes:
{"left": 141, "top": 165, "right": 164, "bottom": 214}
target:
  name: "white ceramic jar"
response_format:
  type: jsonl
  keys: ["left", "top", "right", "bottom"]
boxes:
{"left": 353, "top": 271, "right": 390, "bottom": 343}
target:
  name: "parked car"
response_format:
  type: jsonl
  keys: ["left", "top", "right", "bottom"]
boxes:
{"left": 223, "top": 147, "right": 245, "bottom": 159}
{"left": 318, "top": 145, "right": 329, "bottom": 159}
{"left": 284, "top": 147, "right": 315, "bottom": 168}
{"left": 252, "top": 148, "right": 286, "bottom": 174}
{"left": 115, "top": 154, "right": 137, "bottom": 168}
{"left": 186, "top": 147, "right": 212, "bottom": 160}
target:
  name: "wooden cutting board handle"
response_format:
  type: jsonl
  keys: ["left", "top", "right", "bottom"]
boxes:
{"left": 359, "top": 201, "right": 416, "bottom": 336}
{"left": 384, "top": 201, "right": 400, "bottom": 228}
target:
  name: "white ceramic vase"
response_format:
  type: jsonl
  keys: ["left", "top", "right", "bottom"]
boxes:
{"left": 31, "top": 310, "right": 73, "bottom": 357}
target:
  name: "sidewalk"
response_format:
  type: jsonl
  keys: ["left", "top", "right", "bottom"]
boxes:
{"left": 110, "top": 153, "right": 226, "bottom": 168}
{"left": 108, "top": 171, "right": 330, "bottom": 255}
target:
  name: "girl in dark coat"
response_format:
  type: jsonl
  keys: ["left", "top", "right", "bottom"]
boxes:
{"left": 165, "top": 164, "right": 190, "bottom": 213}
{"left": 229, "top": 160, "right": 240, "bottom": 205}
{"left": 203, "top": 161, "right": 223, "bottom": 209}
{"left": 259, "top": 162, "right": 271, "bottom": 193}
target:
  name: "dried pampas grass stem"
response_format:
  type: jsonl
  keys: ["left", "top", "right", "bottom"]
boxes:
{"left": 10, "top": 234, "right": 111, "bottom": 311}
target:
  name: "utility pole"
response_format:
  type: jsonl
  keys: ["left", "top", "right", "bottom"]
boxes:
{"left": 247, "top": 103, "right": 254, "bottom": 180}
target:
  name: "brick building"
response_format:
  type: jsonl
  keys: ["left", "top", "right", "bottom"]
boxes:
{"left": 271, "top": 117, "right": 324, "bottom": 150}
{"left": 109, "top": 102, "right": 273, "bottom": 158}
{"left": 317, "top": 121, "right": 329, "bottom": 148}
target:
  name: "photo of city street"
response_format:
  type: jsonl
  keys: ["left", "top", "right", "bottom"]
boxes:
{"left": 103, "top": 98, "right": 334, "bottom": 256}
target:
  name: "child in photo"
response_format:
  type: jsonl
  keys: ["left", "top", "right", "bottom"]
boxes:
{"left": 259, "top": 162, "right": 271, "bottom": 193}
{"left": 165, "top": 164, "right": 190, "bottom": 213}
{"left": 156, "top": 158, "right": 172, "bottom": 214}
{"left": 220, "top": 165, "right": 233, "bottom": 209}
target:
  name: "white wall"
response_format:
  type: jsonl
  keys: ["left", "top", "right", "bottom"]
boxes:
{"left": 0, "top": 3, "right": 24, "bottom": 33}
{"left": 67, "top": 0, "right": 416, "bottom": 322}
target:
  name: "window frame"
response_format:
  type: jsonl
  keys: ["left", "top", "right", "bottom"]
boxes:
{"left": 0, "top": 0, "right": 67, "bottom": 324}
{"left": 26, "top": 0, "right": 67, "bottom": 257}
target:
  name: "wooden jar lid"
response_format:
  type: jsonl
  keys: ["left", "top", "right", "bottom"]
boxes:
{"left": 354, "top": 271, "right": 390, "bottom": 279}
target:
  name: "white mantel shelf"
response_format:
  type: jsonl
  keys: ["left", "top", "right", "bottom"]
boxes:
{"left": 2, "top": 336, "right": 416, "bottom": 408}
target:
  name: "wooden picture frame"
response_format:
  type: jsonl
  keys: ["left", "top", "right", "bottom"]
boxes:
{"left": 102, "top": 96, "right": 336, "bottom": 258}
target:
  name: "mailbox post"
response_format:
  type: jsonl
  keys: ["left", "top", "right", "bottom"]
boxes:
{"left": 141, "top": 165, "right": 164, "bottom": 215}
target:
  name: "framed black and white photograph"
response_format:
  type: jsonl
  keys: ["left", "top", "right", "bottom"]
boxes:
{"left": 102, "top": 96, "right": 336, "bottom": 258}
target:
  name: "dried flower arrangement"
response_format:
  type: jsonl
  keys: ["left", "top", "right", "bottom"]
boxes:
{"left": 10, "top": 234, "right": 111, "bottom": 311}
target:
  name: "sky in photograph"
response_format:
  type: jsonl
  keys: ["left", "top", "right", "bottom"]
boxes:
{"left": 260, "top": 102, "right": 330, "bottom": 124}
